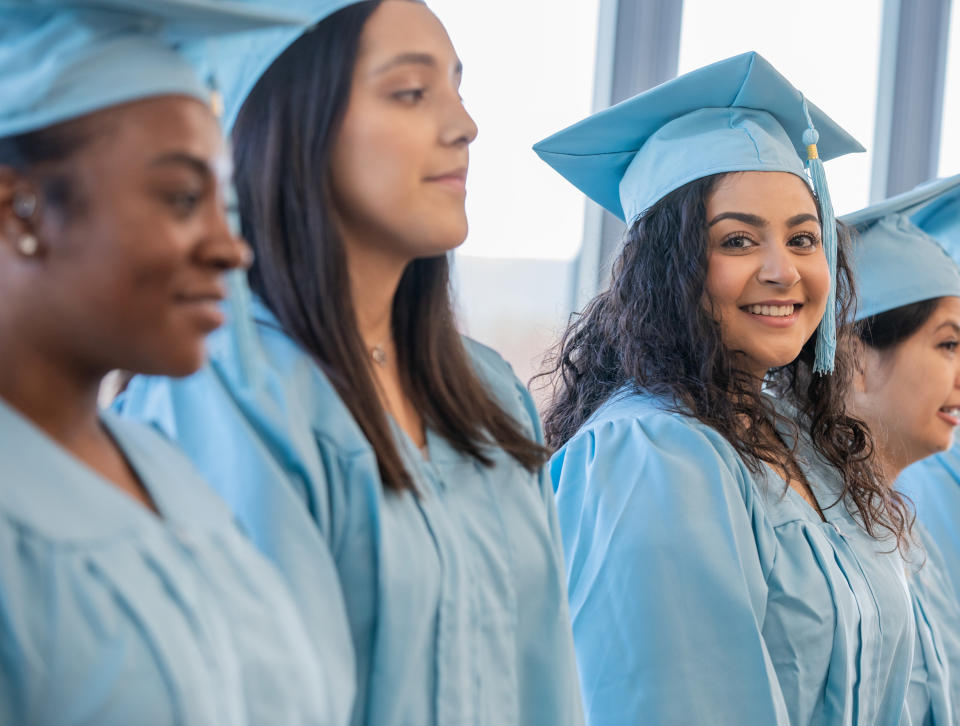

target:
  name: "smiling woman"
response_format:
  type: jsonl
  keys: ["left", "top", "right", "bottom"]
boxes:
{"left": 0, "top": 3, "right": 349, "bottom": 725}
{"left": 841, "top": 179, "right": 960, "bottom": 725}
{"left": 537, "top": 53, "right": 915, "bottom": 725}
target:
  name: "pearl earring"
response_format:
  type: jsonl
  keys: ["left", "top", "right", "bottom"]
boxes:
{"left": 16, "top": 234, "right": 39, "bottom": 257}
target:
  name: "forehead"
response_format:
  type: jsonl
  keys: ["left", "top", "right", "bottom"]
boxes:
{"left": 357, "top": 0, "right": 456, "bottom": 66}
{"left": 78, "top": 95, "right": 222, "bottom": 168}
{"left": 927, "top": 296, "right": 960, "bottom": 327}
{"left": 707, "top": 171, "right": 817, "bottom": 217}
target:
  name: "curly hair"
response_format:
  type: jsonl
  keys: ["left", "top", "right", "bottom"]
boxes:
{"left": 538, "top": 172, "right": 912, "bottom": 548}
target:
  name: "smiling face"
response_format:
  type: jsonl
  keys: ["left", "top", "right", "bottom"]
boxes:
{"left": 1, "top": 95, "right": 248, "bottom": 378}
{"left": 328, "top": 0, "right": 477, "bottom": 263}
{"left": 851, "top": 297, "right": 960, "bottom": 473}
{"left": 704, "top": 171, "right": 830, "bottom": 378}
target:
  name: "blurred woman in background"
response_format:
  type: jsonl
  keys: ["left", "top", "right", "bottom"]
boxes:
{"left": 0, "top": 2, "right": 349, "bottom": 724}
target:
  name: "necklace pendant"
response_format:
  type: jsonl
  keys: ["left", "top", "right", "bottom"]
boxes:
{"left": 371, "top": 344, "right": 388, "bottom": 367}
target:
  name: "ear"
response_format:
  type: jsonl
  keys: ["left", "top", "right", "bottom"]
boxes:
{"left": 0, "top": 166, "right": 44, "bottom": 258}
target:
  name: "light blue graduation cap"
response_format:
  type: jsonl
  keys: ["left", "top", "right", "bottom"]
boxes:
{"left": 194, "top": 0, "right": 365, "bottom": 132}
{"left": 842, "top": 174, "right": 960, "bottom": 322}
{"left": 534, "top": 51, "right": 864, "bottom": 374}
{"left": 0, "top": 0, "right": 307, "bottom": 139}
{"left": 0, "top": 0, "right": 307, "bottom": 388}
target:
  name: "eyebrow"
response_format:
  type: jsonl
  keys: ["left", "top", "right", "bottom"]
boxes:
{"left": 373, "top": 52, "right": 463, "bottom": 76}
{"left": 148, "top": 152, "right": 211, "bottom": 179}
{"left": 934, "top": 320, "right": 960, "bottom": 334}
{"left": 707, "top": 211, "right": 820, "bottom": 228}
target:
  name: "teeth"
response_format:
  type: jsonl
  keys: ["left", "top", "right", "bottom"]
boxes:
{"left": 942, "top": 407, "right": 960, "bottom": 416}
{"left": 747, "top": 304, "right": 795, "bottom": 317}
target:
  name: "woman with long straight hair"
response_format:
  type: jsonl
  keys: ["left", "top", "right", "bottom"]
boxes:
{"left": 0, "top": 2, "right": 346, "bottom": 724}
{"left": 119, "top": 1, "right": 583, "bottom": 724}
{"left": 536, "top": 52, "right": 915, "bottom": 725}
{"left": 841, "top": 177, "right": 960, "bottom": 724}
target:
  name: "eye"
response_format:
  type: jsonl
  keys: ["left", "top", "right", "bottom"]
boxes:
{"left": 164, "top": 190, "right": 203, "bottom": 218}
{"left": 787, "top": 232, "right": 820, "bottom": 249}
{"left": 393, "top": 88, "right": 426, "bottom": 104}
{"left": 939, "top": 339, "right": 959, "bottom": 353}
{"left": 720, "top": 234, "right": 756, "bottom": 250}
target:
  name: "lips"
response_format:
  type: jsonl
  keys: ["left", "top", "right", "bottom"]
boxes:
{"left": 740, "top": 300, "right": 804, "bottom": 318}
{"left": 424, "top": 167, "right": 468, "bottom": 191}
{"left": 938, "top": 406, "right": 960, "bottom": 427}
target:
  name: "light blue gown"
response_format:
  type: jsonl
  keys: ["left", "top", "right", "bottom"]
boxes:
{"left": 900, "top": 447, "right": 960, "bottom": 605}
{"left": 118, "top": 297, "right": 584, "bottom": 726}
{"left": 551, "top": 389, "right": 914, "bottom": 726}
{"left": 905, "top": 522, "right": 960, "bottom": 725}
{"left": 0, "top": 397, "right": 342, "bottom": 726}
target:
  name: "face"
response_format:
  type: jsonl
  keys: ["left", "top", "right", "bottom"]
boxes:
{"left": 329, "top": 0, "right": 478, "bottom": 263}
{"left": 704, "top": 171, "right": 830, "bottom": 378}
{"left": 851, "top": 297, "right": 960, "bottom": 471}
{"left": 0, "top": 96, "right": 248, "bottom": 378}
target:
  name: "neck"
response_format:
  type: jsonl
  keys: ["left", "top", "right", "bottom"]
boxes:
{"left": 872, "top": 431, "right": 910, "bottom": 485}
{"left": 344, "top": 237, "right": 411, "bottom": 351}
{"left": 0, "top": 333, "right": 103, "bottom": 446}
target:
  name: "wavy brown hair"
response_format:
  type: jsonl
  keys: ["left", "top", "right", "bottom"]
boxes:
{"left": 232, "top": 0, "right": 547, "bottom": 492}
{"left": 538, "top": 172, "right": 911, "bottom": 547}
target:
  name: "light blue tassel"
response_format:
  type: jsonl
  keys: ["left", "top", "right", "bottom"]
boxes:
{"left": 802, "top": 100, "right": 837, "bottom": 375}
{"left": 210, "top": 67, "right": 263, "bottom": 390}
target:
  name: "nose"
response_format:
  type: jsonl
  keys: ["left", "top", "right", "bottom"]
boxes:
{"left": 757, "top": 241, "right": 801, "bottom": 288}
{"left": 440, "top": 91, "right": 478, "bottom": 148}
{"left": 195, "top": 189, "right": 252, "bottom": 271}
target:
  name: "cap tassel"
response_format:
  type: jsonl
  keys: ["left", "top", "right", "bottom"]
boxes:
{"left": 209, "top": 70, "right": 262, "bottom": 389}
{"left": 802, "top": 100, "right": 837, "bottom": 375}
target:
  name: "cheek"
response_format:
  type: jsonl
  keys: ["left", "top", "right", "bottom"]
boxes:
{"left": 800, "top": 254, "right": 831, "bottom": 305}
{"left": 332, "top": 113, "right": 423, "bottom": 211}
{"left": 704, "top": 255, "right": 750, "bottom": 309}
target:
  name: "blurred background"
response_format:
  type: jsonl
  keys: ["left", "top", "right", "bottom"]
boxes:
{"left": 428, "top": 0, "right": 960, "bottom": 397}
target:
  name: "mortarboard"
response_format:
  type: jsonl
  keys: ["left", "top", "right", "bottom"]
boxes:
{"left": 843, "top": 174, "right": 960, "bottom": 322}
{"left": 0, "top": 0, "right": 307, "bottom": 139}
{"left": 534, "top": 51, "right": 865, "bottom": 374}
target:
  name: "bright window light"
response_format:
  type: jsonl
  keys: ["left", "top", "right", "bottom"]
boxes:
{"left": 428, "top": 0, "right": 601, "bottom": 261}
{"left": 679, "top": 0, "right": 884, "bottom": 215}
{"left": 940, "top": 2, "right": 960, "bottom": 176}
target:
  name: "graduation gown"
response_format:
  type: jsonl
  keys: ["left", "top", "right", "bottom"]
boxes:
{"left": 904, "top": 518, "right": 960, "bottom": 725}
{"left": 900, "top": 446, "right": 960, "bottom": 606}
{"left": 0, "top": 398, "right": 338, "bottom": 726}
{"left": 118, "top": 296, "right": 584, "bottom": 726}
{"left": 551, "top": 389, "right": 914, "bottom": 726}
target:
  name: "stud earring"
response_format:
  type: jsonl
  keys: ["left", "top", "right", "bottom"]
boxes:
{"left": 16, "top": 234, "right": 39, "bottom": 257}
{"left": 12, "top": 192, "right": 37, "bottom": 220}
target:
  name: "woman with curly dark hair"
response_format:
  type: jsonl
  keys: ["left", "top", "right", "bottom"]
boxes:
{"left": 536, "top": 53, "right": 914, "bottom": 725}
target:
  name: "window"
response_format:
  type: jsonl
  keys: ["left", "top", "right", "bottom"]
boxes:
{"left": 679, "top": 0, "right": 885, "bottom": 215}
{"left": 428, "top": 1, "right": 601, "bottom": 384}
{"left": 939, "top": 2, "right": 960, "bottom": 176}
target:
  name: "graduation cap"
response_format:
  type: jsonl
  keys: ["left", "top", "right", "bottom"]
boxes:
{"left": 0, "top": 0, "right": 307, "bottom": 138}
{"left": 534, "top": 51, "right": 864, "bottom": 374}
{"left": 842, "top": 174, "right": 960, "bottom": 322}
{"left": 192, "top": 0, "right": 365, "bottom": 132}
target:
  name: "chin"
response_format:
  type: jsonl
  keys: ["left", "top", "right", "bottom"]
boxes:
{"left": 134, "top": 347, "right": 206, "bottom": 379}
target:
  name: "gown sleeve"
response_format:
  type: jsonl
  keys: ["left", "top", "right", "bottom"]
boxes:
{"left": 551, "top": 410, "right": 788, "bottom": 725}
{"left": 118, "top": 359, "right": 357, "bottom": 726}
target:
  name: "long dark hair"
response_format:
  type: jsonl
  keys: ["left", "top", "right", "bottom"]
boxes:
{"left": 538, "top": 172, "right": 911, "bottom": 547}
{"left": 231, "top": 1, "right": 547, "bottom": 492}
